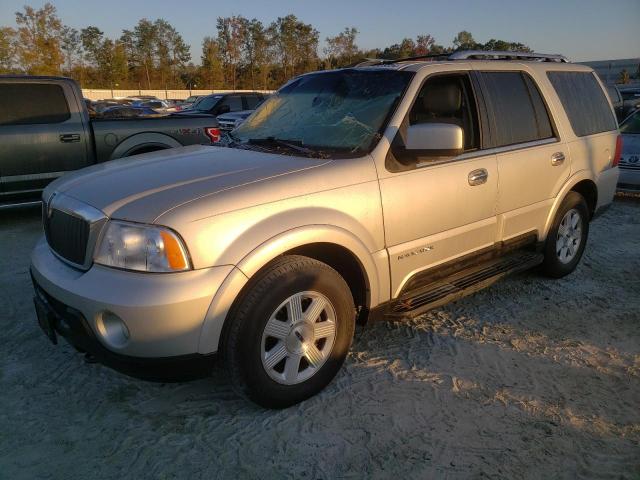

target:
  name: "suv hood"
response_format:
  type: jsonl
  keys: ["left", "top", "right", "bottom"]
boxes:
{"left": 46, "top": 145, "right": 329, "bottom": 223}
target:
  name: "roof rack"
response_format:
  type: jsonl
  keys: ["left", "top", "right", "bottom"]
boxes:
{"left": 355, "top": 50, "right": 569, "bottom": 67}
{"left": 448, "top": 50, "right": 568, "bottom": 63}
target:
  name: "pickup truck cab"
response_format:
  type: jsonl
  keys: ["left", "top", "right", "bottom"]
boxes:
{"left": 0, "top": 76, "right": 220, "bottom": 207}
{"left": 30, "top": 51, "right": 620, "bottom": 408}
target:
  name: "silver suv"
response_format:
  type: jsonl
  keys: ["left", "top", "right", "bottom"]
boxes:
{"left": 31, "top": 51, "right": 620, "bottom": 408}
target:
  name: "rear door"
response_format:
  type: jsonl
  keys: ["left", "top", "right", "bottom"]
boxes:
{"left": 475, "top": 70, "right": 568, "bottom": 241}
{"left": 0, "top": 80, "right": 89, "bottom": 202}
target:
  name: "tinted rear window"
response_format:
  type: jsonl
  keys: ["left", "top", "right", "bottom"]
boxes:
{"left": 0, "top": 83, "right": 70, "bottom": 126}
{"left": 221, "top": 95, "right": 243, "bottom": 111}
{"left": 480, "top": 72, "right": 554, "bottom": 147}
{"left": 547, "top": 72, "right": 617, "bottom": 137}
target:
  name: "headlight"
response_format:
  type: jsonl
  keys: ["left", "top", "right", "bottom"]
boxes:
{"left": 95, "top": 221, "right": 191, "bottom": 272}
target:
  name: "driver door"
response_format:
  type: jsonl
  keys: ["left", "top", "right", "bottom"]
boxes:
{"left": 378, "top": 72, "right": 498, "bottom": 297}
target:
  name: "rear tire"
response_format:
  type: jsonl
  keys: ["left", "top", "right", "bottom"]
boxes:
{"left": 223, "top": 255, "right": 355, "bottom": 408}
{"left": 541, "top": 191, "right": 590, "bottom": 278}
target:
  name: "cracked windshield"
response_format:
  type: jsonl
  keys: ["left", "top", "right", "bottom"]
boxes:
{"left": 231, "top": 69, "right": 413, "bottom": 154}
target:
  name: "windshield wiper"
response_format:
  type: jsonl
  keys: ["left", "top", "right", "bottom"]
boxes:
{"left": 247, "top": 137, "right": 325, "bottom": 158}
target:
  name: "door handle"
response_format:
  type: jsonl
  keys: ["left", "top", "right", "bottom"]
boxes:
{"left": 468, "top": 168, "right": 488, "bottom": 186}
{"left": 551, "top": 152, "right": 565, "bottom": 166}
{"left": 59, "top": 134, "right": 81, "bottom": 143}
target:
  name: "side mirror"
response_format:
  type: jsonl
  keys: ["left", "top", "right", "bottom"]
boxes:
{"left": 405, "top": 123, "right": 463, "bottom": 157}
{"left": 216, "top": 104, "right": 231, "bottom": 115}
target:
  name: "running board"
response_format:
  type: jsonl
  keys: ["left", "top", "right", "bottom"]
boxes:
{"left": 387, "top": 251, "right": 544, "bottom": 318}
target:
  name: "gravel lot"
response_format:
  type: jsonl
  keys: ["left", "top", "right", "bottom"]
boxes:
{"left": 1, "top": 197, "right": 639, "bottom": 479}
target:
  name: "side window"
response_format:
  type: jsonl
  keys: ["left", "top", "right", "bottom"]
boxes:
{"left": 386, "top": 73, "right": 480, "bottom": 172}
{"left": 479, "top": 72, "right": 554, "bottom": 147}
{"left": 0, "top": 83, "right": 70, "bottom": 126}
{"left": 408, "top": 74, "right": 480, "bottom": 151}
{"left": 245, "top": 95, "right": 262, "bottom": 109}
{"left": 220, "top": 95, "right": 243, "bottom": 112}
{"left": 547, "top": 71, "right": 617, "bottom": 137}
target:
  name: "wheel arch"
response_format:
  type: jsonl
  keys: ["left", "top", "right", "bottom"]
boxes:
{"left": 541, "top": 171, "right": 598, "bottom": 241}
{"left": 109, "top": 132, "right": 181, "bottom": 160}
{"left": 570, "top": 179, "right": 598, "bottom": 218}
{"left": 197, "top": 225, "right": 388, "bottom": 354}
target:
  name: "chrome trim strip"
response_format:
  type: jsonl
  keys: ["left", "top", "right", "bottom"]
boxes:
{"left": 0, "top": 200, "right": 42, "bottom": 209}
{"left": 458, "top": 138, "right": 560, "bottom": 160}
{"left": 0, "top": 171, "right": 67, "bottom": 183}
{"left": 414, "top": 138, "right": 560, "bottom": 169}
{"left": 448, "top": 50, "right": 568, "bottom": 63}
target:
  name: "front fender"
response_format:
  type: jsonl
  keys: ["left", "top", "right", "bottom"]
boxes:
{"left": 196, "top": 224, "right": 390, "bottom": 354}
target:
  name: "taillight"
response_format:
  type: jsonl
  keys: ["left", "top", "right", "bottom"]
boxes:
{"left": 612, "top": 134, "right": 623, "bottom": 167}
{"left": 205, "top": 127, "right": 221, "bottom": 143}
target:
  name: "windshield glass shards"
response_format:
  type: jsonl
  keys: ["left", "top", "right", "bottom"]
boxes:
{"left": 231, "top": 69, "right": 413, "bottom": 157}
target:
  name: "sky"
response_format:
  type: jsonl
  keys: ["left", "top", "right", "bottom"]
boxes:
{"left": 1, "top": 0, "right": 639, "bottom": 63}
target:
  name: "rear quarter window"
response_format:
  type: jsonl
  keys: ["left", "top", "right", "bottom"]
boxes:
{"left": 0, "top": 83, "right": 71, "bottom": 126}
{"left": 547, "top": 71, "right": 617, "bottom": 137}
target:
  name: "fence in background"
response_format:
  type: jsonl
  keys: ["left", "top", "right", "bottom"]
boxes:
{"left": 81, "top": 89, "right": 273, "bottom": 101}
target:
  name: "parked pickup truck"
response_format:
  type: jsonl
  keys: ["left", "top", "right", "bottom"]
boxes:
{"left": 0, "top": 76, "right": 221, "bottom": 207}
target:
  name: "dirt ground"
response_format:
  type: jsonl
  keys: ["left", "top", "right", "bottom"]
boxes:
{"left": 0, "top": 196, "right": 638, "bottom": 480}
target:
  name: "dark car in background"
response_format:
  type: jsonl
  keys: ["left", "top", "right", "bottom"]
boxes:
{"left": 618, "top": 109, "right": 640, "bottom": 192}
{"left": 0, "top": 76, "right": 221, "bottom": 207}
{"left": 177, "top": 92, "right": 265, "bottom": 117}
{"left": 130, "top": 99, "right": 179, "bottom": 113}
{"left": 216, "top": 109, "right": 255, "bottom": 133}
{"left": 99, "top": 105, "right": 162, "bottom": 118}
{"left": 606, "top": 85, "right": 625, "bottom": 121}
{"left": 180, "top": 95, "right": 205, "bottom": 109}
{"left": 126, "top": 95, "right": 159, "bottom": 102}
{"left": 619, "top": 87, "right": 640, "bottom": 119}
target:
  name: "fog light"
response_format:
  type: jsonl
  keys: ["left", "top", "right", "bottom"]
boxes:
{"left": 96, "top": 311, "right": 130, "bottom": 348}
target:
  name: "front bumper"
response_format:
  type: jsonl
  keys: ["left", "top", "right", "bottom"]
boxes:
{"left": 30, "top": 236, "right": 234, "bottom": 361}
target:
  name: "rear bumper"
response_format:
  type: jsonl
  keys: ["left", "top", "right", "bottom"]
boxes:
{"left": 30, "top": 236, "right": 234, "bottom": 359}
{"left": 618, "top": 167, "right": 640, "bottom": 192}
{"left": 595, "top": 167, "right": 619, "bottom": 212}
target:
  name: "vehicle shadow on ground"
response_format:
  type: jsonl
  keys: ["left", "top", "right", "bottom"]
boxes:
{"left": 1, "top": 198, "right": 639, "bottom": 478}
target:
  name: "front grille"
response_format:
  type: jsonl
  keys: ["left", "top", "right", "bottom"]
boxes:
{"left": 44, "top": 208, "right": 90, "bottom": 265}
{"left": 619, "top": 163, "right": 640, "bottom": 170}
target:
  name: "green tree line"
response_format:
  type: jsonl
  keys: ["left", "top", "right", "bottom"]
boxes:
{"left": 1, "top": 3, "right": 553, "bottom": 90}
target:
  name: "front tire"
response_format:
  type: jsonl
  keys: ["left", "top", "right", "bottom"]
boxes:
{"left": 541, "top": 191, "right": 590, "bottom": 278}
{"left": 223, "top": 255, "right": 356, "bottom": 408}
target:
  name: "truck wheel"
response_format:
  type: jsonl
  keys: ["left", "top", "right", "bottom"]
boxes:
{"left": 223, "top": 255, "right": 356, "bottom": 408}
{"left": 541, "top": 191, "right": 590, "bottom": 278}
